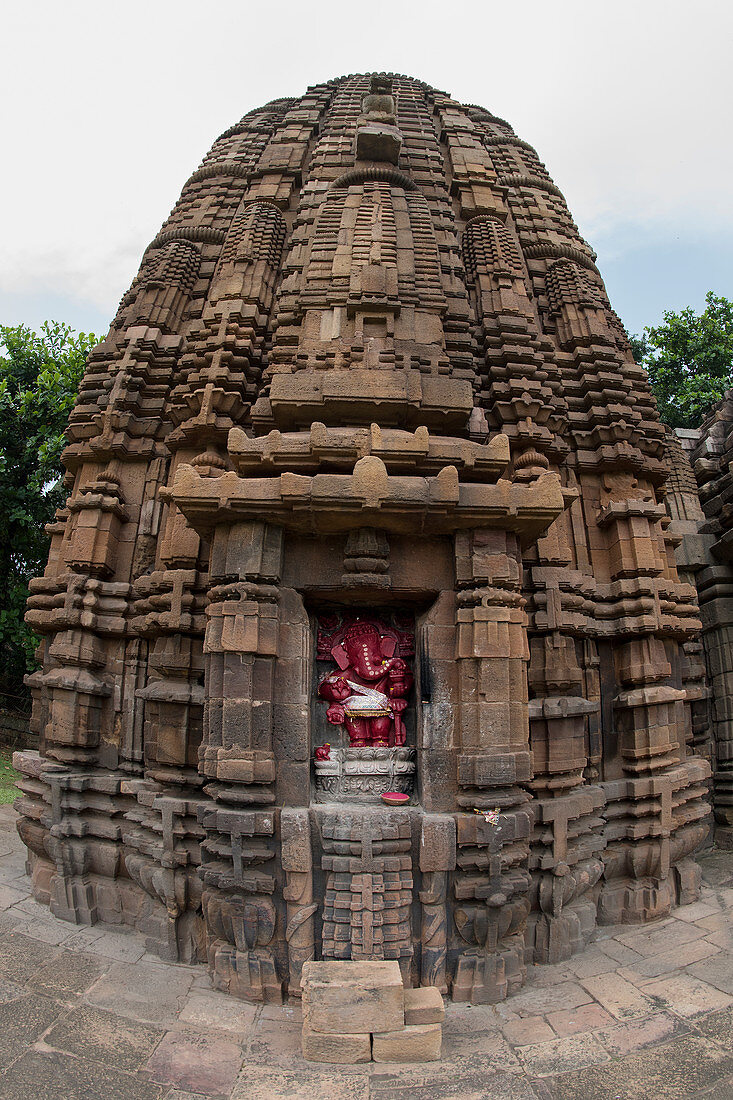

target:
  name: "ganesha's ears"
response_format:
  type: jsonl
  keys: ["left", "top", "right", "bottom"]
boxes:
{"left": 331, "top": 643, "right": 350, "bottom": 669}
{"left": 380, "top": 636, "right": 396, "bottom": 658}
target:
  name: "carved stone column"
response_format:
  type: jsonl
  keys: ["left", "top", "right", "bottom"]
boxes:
{"left": 597, "top": 498, "right": 710, "bottom": 922}
{"left": 198, "top": 520, "right": 284, "bottom": 1001}
{"left": 451, "top": 528, "right": 533, "bottom": 1003}
{"left": 525, "top": 629, "right": 606, "bottom": 964}
{"left": 419, "top": 814, "right": 456, "bottom": 993}
{"left": 281, "top": 808, "right": 315, "bottom": 997}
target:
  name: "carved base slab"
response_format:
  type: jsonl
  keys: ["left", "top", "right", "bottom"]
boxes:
{"left": 314, "top": 747, "right": 416, "bottom": 804}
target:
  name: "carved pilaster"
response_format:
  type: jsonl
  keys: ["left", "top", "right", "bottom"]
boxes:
{"left": 451, "top": 528, "right": 533, "bottom": 1002}
{"left": 281, "top": 808, "right": 315, "bottom": 997}
{"left": 597, "top": 494, "right": 710, "bottom": 922}
{"left": 198, "top": 520, "right": 283, "bottom": 1001}
{"left": 419, "top": 814, "right": 456, "bottom": 993}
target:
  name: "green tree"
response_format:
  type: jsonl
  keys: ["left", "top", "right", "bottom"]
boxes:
{"left": 628, "top": 332, "right": 649, "bottom": 366}
{"left": 0, "top": 321, "right": 97, "bottom": 694}
{"left": 632, "top": 292, "right": 733, "bottom": 429}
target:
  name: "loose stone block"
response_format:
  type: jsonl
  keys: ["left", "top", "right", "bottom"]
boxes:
{"left": 301, "top": 1022, "right": 371, "bottom": 1064}
{"left": 302, "top": 960, "right": 404, "bottom": 1035}
{"left": 372, "top": 1022, "right": 442, "bottom": 1063}
{"left": 404, "top": 986, "right": 445, "bottom": 1025}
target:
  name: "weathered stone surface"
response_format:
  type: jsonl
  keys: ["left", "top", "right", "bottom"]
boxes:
{"left": 404, "top": 986, "right": 445, "bottom": 1025}
{"left": 369, "top": 1071, "right": 538, "bottom": 1099}
{"left": 143, "top": 1025, "right": 243, "bottom": 1093}
{"left": 83, "top": 958, "right": 193, "bottom": 1024}
{"left": 178, "top": 989, "right": 258, "bottom": 1032}
{"left": 301, "top": 1021, "right": 372, "bottom": 1063}
{"left": 516, "top": 1032, "right": 609, "bottom": 1077}
{"left": 0, "top": 1049, "right": 163, "bottom": 1100}
{"left": 302, "top": 960, "right": 404, "bottom": 1034}
{"left": 0, "top": 932, "right": 58, "bottom": 984}
{"left": 537, "top": 1035, "right": 733, "bottom": 1099}
{"left": 232, "top": 1066, "right": 370, "bottom": 1099}
{"left": 43, "top": 1004, "right": 164, "bottom": 1073}
{"left": 0, "top": 993, "right": 62, "bottom": 1067}
{"left": 27, "top": 949, "right": 107, "bottom": 997}
{"left": 13, "top": 71, "right": 712, "bottom": 1010}
{"left": 372, "top": 1022, "right": 442, "bottom": 1062}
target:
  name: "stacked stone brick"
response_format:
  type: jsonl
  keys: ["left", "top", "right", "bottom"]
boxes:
{"left": 14, "top": 73, "right": 711, "bottom": 1006}
{"left": 301, "top": 961, "right": 443, "bottom": 1063}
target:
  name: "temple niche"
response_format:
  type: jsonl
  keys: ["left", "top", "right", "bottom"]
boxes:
{"left": 314, "top": 612, "right": 417, "bottom": 802}
{"left": 15, "top": 73, "right": 712, "bottom": 1006}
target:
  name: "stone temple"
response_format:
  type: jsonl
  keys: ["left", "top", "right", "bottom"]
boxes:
{"left": 14, "top": 73, "right": 713, "bottom": 1006}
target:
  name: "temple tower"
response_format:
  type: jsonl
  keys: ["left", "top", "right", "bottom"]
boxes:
{"left": 16, "top": 74, "right": 711, "bottom": 1003}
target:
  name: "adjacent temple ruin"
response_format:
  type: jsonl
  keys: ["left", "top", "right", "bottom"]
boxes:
{"left": 14, "top": 74, "right": 713, "bottom": 1006}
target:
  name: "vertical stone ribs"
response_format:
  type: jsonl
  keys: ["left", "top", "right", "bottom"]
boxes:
{"left": 320, "top": 810, "right": 413, "bottom": 973}
{"left": 168, "top": 199, "right": 287, "bottom": 453}
{"left": 460, "top": 214, "right": 568, "bottom": 468}
{"left": 444, "top": 91, "right": 710, "bottom": 949}
{"left": 197, "top": 521, "right": 283, "bottom": 1001}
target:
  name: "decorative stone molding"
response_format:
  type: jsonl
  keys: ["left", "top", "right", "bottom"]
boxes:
{"left": 314, "top": 747, "right": 416, "bottom": 803}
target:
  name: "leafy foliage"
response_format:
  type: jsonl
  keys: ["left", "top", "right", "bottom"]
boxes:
{"left": 628, "top": 332, "right": 649, "bottom": 366}
{"left": 631, "top": 292, "right": 733, "bottom": 429}
{"left": 0, "top": 322, "right": 97, "bottom": 692}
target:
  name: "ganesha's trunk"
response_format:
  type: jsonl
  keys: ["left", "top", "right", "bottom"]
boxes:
{"left": 360, "top": 654, "right": 395, "bottom": 679}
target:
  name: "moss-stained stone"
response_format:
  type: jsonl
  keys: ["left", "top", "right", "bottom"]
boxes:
{"left": 27, "top": 949, "right": 108, "bottom": 998}
{"left": 0, "top": 932, "right": 58, "bottom": 983}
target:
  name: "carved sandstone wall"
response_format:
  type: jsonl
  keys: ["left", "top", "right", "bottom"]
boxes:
{"left": 688, "top": 401, "right": 733, "bottom": 848}
{"left": 15, "top": 74, "right": 712, "bottom": 1004}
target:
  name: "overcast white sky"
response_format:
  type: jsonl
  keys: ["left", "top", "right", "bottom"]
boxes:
{"left": 2, "top": 0, "right": 731, "bottom": 340}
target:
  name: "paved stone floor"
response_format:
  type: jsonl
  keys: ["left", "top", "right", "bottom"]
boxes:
{"left": 0, "top": 803, "right": 732, "bottom": 1100}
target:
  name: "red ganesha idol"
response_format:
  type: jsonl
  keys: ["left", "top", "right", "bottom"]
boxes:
{"left": 317, "top": 620, "right": 413, "bottom": 748}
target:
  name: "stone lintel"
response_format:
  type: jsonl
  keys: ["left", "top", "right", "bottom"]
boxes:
{"left": 169, "top": 461, "right": 565, "bottom": 544}
{"left": 259, "top": 369, "right": 473, "bottom": 432}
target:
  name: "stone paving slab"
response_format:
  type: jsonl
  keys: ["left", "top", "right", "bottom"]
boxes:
{"left": 534, "top": 1033, "right": 733, "bottom": 1099}
{"left": 0, "top": 1048, "right": 165, "bottom": 1100}
{"left": 42, "top": 1004, "right": 165, "bottom": 1073}
{"left": 0, "top": 800, "right": 732, "bottom": 1098}
{"left": 84, "top": 958, "right": 195, "bottom": 1025}
{"left": 143, "top": 1026, "right": 244, "bottom": 1094}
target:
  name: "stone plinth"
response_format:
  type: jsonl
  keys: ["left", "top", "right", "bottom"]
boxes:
{"left": 302, "top": 960, "right": 404, "bottom": 1034}
{"left": 314, "top": 746, "right": 416, "bottom": 803}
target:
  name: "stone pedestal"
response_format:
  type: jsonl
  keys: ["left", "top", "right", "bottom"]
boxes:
{"left": 314, "top": 747, "right": 416, "bottom": 803}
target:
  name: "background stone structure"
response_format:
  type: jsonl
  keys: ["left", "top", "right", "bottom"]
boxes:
{"left": 679, "top": 403, "right": 733, "bottom": 850}
{"left": 14, "top": 73, "right": 712, "bottom": 1005}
